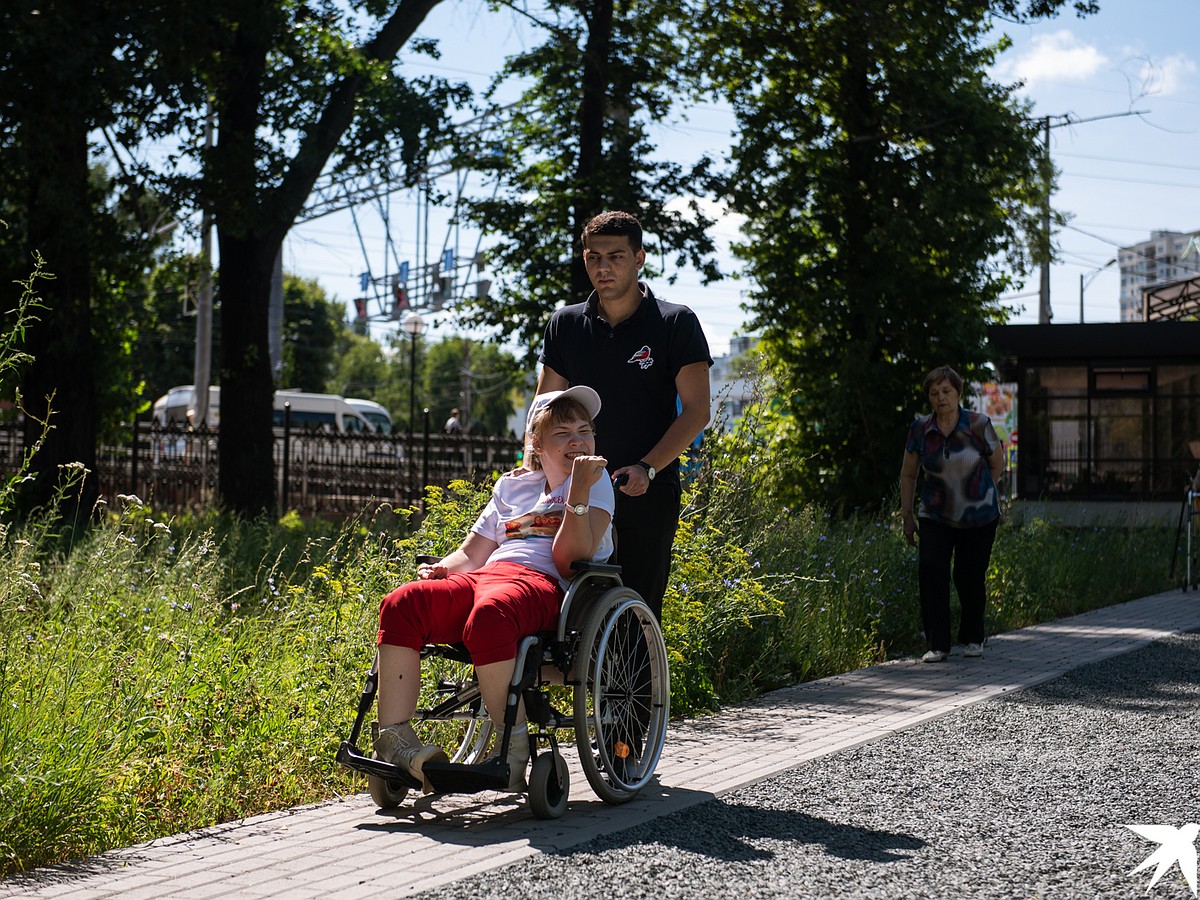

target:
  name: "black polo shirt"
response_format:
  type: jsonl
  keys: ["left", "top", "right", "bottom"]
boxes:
{"left": 539, "top": 284, "right": 712, "bottom": 484}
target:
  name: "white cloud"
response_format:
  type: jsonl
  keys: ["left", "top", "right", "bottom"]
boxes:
{"left": 997, "top": 30, "right": 1109, "bottom": 88}
{"left": 1135, "top": 53, "right": 1198, "bottom": 98}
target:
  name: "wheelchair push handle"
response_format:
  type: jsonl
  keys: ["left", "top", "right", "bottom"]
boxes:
{"left": 614, "top": 472, "right": 629, "bottom": 488}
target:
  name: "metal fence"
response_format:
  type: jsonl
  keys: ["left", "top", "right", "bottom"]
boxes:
{"left": 0, "top": 421, "right": 522, "bottom": 517}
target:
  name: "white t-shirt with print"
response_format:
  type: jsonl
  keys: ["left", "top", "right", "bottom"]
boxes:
{"left": 471, "top": 469, "right": 615, "bottom": 586}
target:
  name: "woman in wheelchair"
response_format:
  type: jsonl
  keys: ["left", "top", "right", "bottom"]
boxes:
{"left": 373, "top": 386, "right": 615, "bottom": 792}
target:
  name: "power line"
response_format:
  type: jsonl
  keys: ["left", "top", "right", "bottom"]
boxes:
{"left": 1058, "top": 151, "right": 1200, "bottom": 173}
{"left": 1061, "top": 171, "right": 1200, "bottom": 191}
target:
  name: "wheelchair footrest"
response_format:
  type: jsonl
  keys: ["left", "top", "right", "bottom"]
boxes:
{"left": 423, "top": 757, "right": 511, "bottom": 794}
{"left": 336, "top": 741, "right": 422, "bottom": 789}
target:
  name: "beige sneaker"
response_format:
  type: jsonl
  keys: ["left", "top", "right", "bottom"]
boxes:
{"left": 374, "top": 722, "right": 449, "bottom": 792}
{"left": 494, "top": 726, "right": 529, "bottom": 792}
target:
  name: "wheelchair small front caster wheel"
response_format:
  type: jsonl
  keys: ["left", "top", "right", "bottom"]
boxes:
{"left": 369, "top": 774, "right": 410, "bottom": 810}
{"left": 528, "top": 751, "right": 570, "bottom": 819}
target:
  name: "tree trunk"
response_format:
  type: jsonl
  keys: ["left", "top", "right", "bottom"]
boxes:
{"left": 215, "top": 234, "right": 278, "bottom": 515}
{"left": 19, "top": 113, "right": 98, "bottom": 521}
{"left": 571, "top": 0, "right": 614, "bottom": 303}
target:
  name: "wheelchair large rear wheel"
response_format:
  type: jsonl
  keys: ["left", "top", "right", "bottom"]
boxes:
{"left": 572, "top": 589, "right": 669, "bottom": 804}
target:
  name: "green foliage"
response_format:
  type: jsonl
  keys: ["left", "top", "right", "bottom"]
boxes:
{"left": 662, "top": 510, "right": 781, "bottom": 714}
{"left": 459, "top": 0, "right": 721, "bottom": 359}
{"left": 986, "top": 517, "right": 1171, "bottom": 627}
{"left": 698, "top": 0, "right": 1051, "bottom": 510}
{"left": 134, "top": 253, "right": 211, "bottom": 410}
{"left": 0, "top": 499, "right": 380, "bottom": 875}
{"left": 278, "top": 275, "right": 347, "bottom": 393}
{"left": 409, "top": 479, "right": 494, "bottom": 558}
{"left": 328, "top": 330, "right": 388, "bottom": 400}
{"left": 421, "top": 337, "right": 522, "bottom": 435}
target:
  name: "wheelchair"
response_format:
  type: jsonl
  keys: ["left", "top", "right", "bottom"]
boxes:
{"left": 336, "top": 558, "right": 670, "bottom": 819}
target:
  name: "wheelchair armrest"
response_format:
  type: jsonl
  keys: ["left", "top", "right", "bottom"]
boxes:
{"left": 570, "top": 559, "right": 622, "bottom": 575}
{"left": 416, "top": 555, "right": 444, "bottom": 565}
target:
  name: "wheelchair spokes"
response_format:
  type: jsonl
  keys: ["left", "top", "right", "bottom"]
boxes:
{"left": 573, "top": 590, "right": 669, "bottom": 803}
{"left": 414, "top": 653, "right": 493, "bottom": 764}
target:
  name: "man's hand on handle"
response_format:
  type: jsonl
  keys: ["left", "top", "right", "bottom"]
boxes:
{"left": 612, "top": 464, "right": 650, "bottom": 496}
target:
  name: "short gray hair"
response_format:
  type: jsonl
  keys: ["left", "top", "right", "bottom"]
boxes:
{"left": 922, "top": 365, "right": 963, "bottom": 396}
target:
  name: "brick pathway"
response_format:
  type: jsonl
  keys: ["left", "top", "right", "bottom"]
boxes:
{"left": 3, "top": 588, "right": 1198, "bottom": 899}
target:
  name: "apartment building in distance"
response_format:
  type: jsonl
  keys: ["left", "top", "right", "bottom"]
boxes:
{"left": 1117, "top": 229, "right": 1200, "bottom": 321}
{"left": 709, "top": 335, "right": 758, "bottom": 432}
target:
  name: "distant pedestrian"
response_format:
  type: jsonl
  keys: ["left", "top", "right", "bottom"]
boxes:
{"left": 443, "top": 408, "right": 462, "bottom": 435}
{"left": 899, "top": 365, "right": 1005, "bottom": 663}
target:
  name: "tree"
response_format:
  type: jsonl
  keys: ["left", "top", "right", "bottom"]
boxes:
{"left": 698, "top": 0, "right": 1089, "bottom": 510}
{"left": 422, "top": 337, "right": 521, "bottom": 434}
{"left": 0, "top": 2, "right": 188, "bottom": 518}
{"left": 134, "top": 253, "right": 214, "bottom": 408}
{"left": 328, "top": 330, "right": 389, "bottom": 400}
{"left": 279, "top": 275, "right": 346, "bottom": 392}
{"left": 179, "top": 0, "right": 467, "bottom": 515}
{"left": 459, "top": 0, "right": 721, "bottom": 359}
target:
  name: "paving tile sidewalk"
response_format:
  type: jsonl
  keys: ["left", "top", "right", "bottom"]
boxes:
{"left": 4, "top": 588, "right": 1198, "bottom": 900}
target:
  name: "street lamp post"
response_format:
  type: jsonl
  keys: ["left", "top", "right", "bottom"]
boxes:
{"left": 1079, "top": 259, "right": 1116, "bottom": 323}
{"left": 401, "top": 312, "right": 426, "bottom": 500}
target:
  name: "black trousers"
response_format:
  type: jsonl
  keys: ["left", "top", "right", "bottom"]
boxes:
{"left": 612, "top": 479, "right": 681, "bottom": 621}
{"left": 917, "top": 517, "right": 998, "bottom": 652}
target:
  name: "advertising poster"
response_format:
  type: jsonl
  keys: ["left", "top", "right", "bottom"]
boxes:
{"left": 970, "top": 382, "right": 1018, "bottom": 495}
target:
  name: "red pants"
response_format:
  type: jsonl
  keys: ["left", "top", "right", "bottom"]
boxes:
{"left": 376, "top": 561, "right": 563, "bottom": 666}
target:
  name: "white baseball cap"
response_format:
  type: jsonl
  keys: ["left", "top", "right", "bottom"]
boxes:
{"left": 525, "top": 385, "right": 602, "bottom": 431}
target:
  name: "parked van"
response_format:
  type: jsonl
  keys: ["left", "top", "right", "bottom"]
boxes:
{"left": 345, "top": 398, "right": 394, "bottom": 434}
{"left": 152, "top": 386, "right": 372, "bottom": 433}
{"left": 273, "top": 390, "right": 373, "bottom": 433}
{"left": 153, "top": 385, "right": 219, "bottom": 426}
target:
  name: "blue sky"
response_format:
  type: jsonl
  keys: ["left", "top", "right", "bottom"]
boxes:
{"left": 992, "top": 1, "right": 1200, "bottom": 324}
{"left": 284, "top": 0, "right": 1200, "bottom": 356}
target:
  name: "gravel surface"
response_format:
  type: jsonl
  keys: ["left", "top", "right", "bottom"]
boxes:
{"left": 419, "top": 630, "right": 1200, "bottom": 899}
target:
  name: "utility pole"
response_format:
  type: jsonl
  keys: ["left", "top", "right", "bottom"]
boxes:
{"left": 461, "top": 342, "right": 472, "bottom": 434}
{"left": 192, "top": 103, "right": 215, "bottom": 425}
{"left": 1039, "top": 116, "right": 1051, "bottom": 324}
{"left": 1036, "top": 109, "right": 1147, "bottom": 325}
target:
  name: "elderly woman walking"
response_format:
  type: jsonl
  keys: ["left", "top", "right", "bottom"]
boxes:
{"left": 900, "top": 366, "right": 1005, "bottom": 662}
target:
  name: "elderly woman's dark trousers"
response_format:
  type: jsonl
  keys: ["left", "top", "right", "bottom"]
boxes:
{"left": 918, "top": 517, "right": 998, "bottom": 652}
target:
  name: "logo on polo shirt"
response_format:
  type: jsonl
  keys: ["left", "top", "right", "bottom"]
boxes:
{"left": 627, "top": 345, "right": 654, "bottom": 370}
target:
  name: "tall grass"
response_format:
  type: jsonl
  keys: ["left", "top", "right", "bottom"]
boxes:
{"left": 0, "top": 479, "right": 1174, "bottom": 876}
